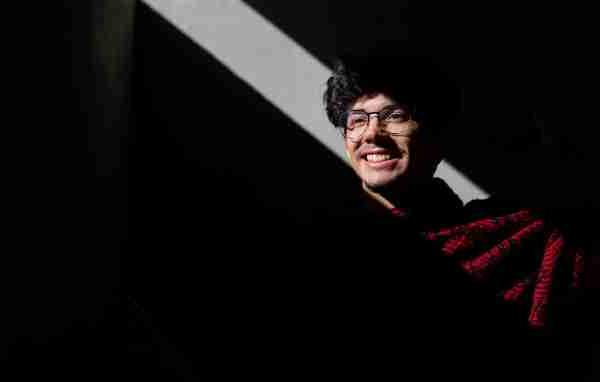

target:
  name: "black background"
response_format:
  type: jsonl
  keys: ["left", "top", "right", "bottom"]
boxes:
{"left": 5, "top": 1, "right": 598, "bottom": 380}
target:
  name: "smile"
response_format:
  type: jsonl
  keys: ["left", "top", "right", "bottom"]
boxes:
{"left": 362, "top": 154, "right": 399, "bottom": 169}
{"left": 366, "top": 154, "right": 391, "bottom": 162}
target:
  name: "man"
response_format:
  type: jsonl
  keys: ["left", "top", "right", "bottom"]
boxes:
{"left": 322, "top": 48, "right": 597, "bottom": 379}
{"left": 324, "top": 51, "right": 463, "bottom": 230}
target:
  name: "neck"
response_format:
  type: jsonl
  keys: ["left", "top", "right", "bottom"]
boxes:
{"left": 362, "top": 181, "right": 416, "bottom": 212}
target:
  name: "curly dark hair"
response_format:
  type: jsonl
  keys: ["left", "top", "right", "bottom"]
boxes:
{"left": 323, "top": 45, "right": 461, "bottom": 138}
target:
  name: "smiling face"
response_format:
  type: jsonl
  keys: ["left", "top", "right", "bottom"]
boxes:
{"left": 344, "top": 93, "right": 438, "bottom": 193}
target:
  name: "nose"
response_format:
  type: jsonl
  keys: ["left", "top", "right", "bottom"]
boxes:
{"left": 362, "top": 114, "right": 383, "bottom": 142}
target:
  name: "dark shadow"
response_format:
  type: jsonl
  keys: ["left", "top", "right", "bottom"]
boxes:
{"left": 127, "top": 3, "right": 370, "bottom": 379}
{"left": 5, "top": 2, "right": 129, "bottom": 380}
{"left": 125, "top": 3, "right": 597, "bottom": 380}
{"left": 243, "top": 0, "right": 599, "bottom": 274}
{"left": 243, "top": 1, "right": 599, "bottom": 211}
{"left": 7, "top": 2, "right": 596, "bottom": 380}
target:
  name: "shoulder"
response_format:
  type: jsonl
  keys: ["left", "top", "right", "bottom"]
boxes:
{"left": 462, "top": 196, "right": 532, "bottom": 220}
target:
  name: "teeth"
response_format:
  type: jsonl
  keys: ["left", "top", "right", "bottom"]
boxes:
{"left": 366, "top": 154, "right": 391, "bottom": 162}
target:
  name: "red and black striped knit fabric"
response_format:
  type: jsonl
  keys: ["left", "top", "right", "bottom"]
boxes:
{"left": 417, "top": 208, "right": 585, "bottom": 329}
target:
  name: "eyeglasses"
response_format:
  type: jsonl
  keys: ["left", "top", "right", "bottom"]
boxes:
{"left": 339, "top": 105, "right": 415, "bottom": 142}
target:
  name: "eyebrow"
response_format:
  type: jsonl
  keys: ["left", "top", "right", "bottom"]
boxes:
{"left": 350, "top": 104, "right": 404, "bottom": 113}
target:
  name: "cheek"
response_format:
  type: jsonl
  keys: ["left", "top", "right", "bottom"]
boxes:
{"left": 393, "top": 136, "right": 411, "bottom": 151}
{"left": 393, "top": 139, "right": 412, "bottom": 163}
{"left": 388, "top": 140, "right": 413, "bottom": 173}
{"left": 345, "top": 143, "right": 360, "bottom": 165}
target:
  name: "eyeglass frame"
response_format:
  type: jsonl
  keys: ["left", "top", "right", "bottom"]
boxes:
{"left": 337, "top": 104, "right": 418, "bottom": 142}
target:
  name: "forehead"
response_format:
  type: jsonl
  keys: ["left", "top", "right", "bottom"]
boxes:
{"left": 350, "top": 93, "right": 397, "bottom": 111}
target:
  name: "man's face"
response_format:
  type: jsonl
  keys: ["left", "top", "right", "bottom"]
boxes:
{"left": 344, "top": 93, "right": 430, "bottom": 192}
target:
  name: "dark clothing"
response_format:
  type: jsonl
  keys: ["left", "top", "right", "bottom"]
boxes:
{"left": 120, "top": 177, "right": 597, "bottom": 380}
{"left": 355, "top": 177, "right": 463, "bottom": 227}
{"left": 346, "top": 177, "right": 598, "bottom": 380}
{"left": 13, "top": 178, "right": 595, "bottom": 380}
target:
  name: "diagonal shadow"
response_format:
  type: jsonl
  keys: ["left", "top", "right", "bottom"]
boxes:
{"left": 129, "top": 3, "right": 380, "bottom": 375}
{"left": 128, "top": 3, "right": 599, "bottom": 379}
{"left": 242, "top": 0, "right": 598, "bottom": 211}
